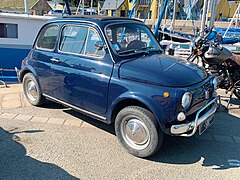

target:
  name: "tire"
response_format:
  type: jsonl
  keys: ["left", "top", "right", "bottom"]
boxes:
{"left": 23, "top": 73, "right": 45, "bottom": 106}
{"left": 115, "top": 106, "right": 163, "bottom": 158}
{"left": 234, "top": 88, "right": 240, "bottom": 100}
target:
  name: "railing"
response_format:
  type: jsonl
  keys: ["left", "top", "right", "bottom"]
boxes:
{"left": 0, "top": 68, "right": 18, "bottom": 87}
{"left": 139, "top": 0, "right": 151, "bottom": 6}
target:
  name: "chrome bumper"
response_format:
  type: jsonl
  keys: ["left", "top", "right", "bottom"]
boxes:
{"left": 170, "top": 95, "right": 220, "bottom": 137}
{"left": 15, "top": 67, "right": 21, "bottom": 82}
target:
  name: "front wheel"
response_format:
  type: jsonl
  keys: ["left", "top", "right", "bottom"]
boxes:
{"left": 115, "top": 106, "right": 163, "bottom": 158}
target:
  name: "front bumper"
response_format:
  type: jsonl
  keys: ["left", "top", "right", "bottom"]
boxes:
{"left": 170, "top": 95, "right": 220, "bottom": 137}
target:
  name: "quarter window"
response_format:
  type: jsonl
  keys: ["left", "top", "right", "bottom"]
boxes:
{"left": 36, "top": 25, "right": 58, "bottom": 50}
{"left": 84, "top": 28, "right": 105, "bottom": 57}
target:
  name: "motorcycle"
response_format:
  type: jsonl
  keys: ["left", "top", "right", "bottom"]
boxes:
{"left": 187, "top": 28, "right": 240, "bottom": 107}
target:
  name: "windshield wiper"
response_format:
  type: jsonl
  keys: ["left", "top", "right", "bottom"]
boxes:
{"left": 137, "top": 46, "right": 162, "bottom": 53}
{"left": 118, "top": 46, "right": 162, "bottom": 55}
{"left": 118, "top": 49, "right": 137, "bottom": 55}
{"left": 138, "top": 46, "right": 155, "bottom": 51}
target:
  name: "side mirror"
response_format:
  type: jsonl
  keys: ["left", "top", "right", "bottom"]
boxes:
{"left": 95, "top": 41, "right": 106, "bottom": 51}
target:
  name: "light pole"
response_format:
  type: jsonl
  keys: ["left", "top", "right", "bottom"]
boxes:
{"left": 82, "top": 0, "right": 85, "bottom": 15}
{"left": 91, "top": 0, "right": 93, "bottom": 15}
{"left": 115, "top": 0, "right": 118, "bottom": 17}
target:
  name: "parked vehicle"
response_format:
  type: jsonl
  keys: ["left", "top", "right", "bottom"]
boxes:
{"left": 48, "top": 9, "right": 63, "bottom": 15}
{"left": 187, "top": 28, "right": 240, "bottom": 105}
{"left": 17, "top": 16, "right": 219, "bottom": 158}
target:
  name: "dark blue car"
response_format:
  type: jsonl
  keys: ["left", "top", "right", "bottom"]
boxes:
{"left": 18, "top": 16, "right": 219, "bottom": 158}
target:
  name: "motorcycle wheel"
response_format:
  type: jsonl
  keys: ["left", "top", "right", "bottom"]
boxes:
{"left": 234, "top": 88, "right": 240, "bottom": 99}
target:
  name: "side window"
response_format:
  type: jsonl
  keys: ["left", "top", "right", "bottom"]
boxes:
{"left": 0, "top": 23, "right": 18, "bottom": 38}
{"left": 36, "top": 25, "right": 58, "bottom": 50}
{"left": 59, "top": 26, "right": 88, "bottom": 54}
{"left": 84, "top": 28, "right": 105, "bottom": 58}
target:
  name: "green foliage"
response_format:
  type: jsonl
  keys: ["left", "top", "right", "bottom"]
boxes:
{"left": 0, "top": 0, "right": 37, "bottom": 10}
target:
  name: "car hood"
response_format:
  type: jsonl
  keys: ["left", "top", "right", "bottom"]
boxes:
{"left": 119, "top": 54, "right": 208, "bottom": 87}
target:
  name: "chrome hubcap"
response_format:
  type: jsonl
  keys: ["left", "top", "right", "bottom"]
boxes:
{"left": 121, "top": 118, "right": 150, "bottom": 150}
{"left": 26, "top": 80, "right": 38, "bottom": 101}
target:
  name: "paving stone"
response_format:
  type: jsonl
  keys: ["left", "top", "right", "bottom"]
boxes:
{"left": 14, "top": 114, "right": 33, "bottom": 121}
{"left": 0, "top": 113, "right": 18, "bottom": 119}
{"left": 0, "top": 85, "right": 21, "bottom": 95}
{"left": 63, "top": 119, "right": 82, "bottom": 127}
{"left": 20, "top": 94, "right": 31, "bottom": 107}
{"left": 1, "top": 100, "right": 22, "bottom": 109}
{"left": 213, "top": 134, "right": 235, "bottom": 144}
{"left": 47, "top": 118, "right": 65, "bottom": 125}
{"left": 81, "top": 121, "right": 100, "bottom": 129}
{"left": 195, "top": 133, "right": 214, "bottom": 141}
{"left": 3, "top": 93, "right": 20, "bottom": 101}
{"left": 233, "top": 136, "right": 240, "bottom": 144}
{"left": 30, "top": 116, "right": 49, "bottom": 123}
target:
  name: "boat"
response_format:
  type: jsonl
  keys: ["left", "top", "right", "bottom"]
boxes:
{"left": 0, "top": 0, "right": 58, "bottom": 82}
{"left": 0, "top": 12, "right": 53, "bottom": 81}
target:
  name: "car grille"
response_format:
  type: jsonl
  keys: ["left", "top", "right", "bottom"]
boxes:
{"left": 193, "top": 81, "right": 214, "bottom": 105}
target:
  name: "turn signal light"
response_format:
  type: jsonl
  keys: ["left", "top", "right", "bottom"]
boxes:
{"left": 197, "top": 50, "right": 201, "bottom": 56}
{"left": 163, "top": 92, "right": 169, "bottom": 98}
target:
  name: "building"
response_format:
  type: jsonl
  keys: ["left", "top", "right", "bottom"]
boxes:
{"left": 99, "top": 0, "right": 240, "bottom": 21}
{"left": 30, "top": 0, "right": 64, "bottom": 16}
{"left": 100, "top": 0, "right": 159, "bottom": 20}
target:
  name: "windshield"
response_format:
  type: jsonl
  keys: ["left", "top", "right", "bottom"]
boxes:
{"left": 105, "top": 23, "right": 162, "bottom": 56}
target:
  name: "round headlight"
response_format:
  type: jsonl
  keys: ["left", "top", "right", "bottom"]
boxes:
{"left": 212, "top": 77, "right": 219, "bottom": 90}
{"left": 182, "top": 92, "right": 192, "bottom": 109}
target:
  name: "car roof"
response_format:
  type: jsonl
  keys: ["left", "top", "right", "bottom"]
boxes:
{"left": 51, "top": 15, "right": 143, "bottom": 24}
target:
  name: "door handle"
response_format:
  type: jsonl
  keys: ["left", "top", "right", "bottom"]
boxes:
{"left": 50, "top": 58, "right": 60, "bottom": 63}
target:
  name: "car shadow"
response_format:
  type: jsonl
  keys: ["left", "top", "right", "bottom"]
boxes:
{"left": 43, "top": 101, "right": 240, "bottom": 170}
{"left": 63, "top": 109, "right": 115, "bottom": 135}
{"left": 40, "top": 100, "right": 66, "bottom": 110}
{"left": 220, "top": 96, "right": 240, "bottom": 108}
{"left": 0, "top": 127, "right": 79, "bottom": 179}
{"left": 148, "top": 107, "right": 240, "bottom": 170}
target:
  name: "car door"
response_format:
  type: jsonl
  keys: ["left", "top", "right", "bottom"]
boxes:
{"left": 30, "top": 23, "right": 60, "bottom": 97}
{"left": 51, "top": 24, "right": 113, "bottom": 116}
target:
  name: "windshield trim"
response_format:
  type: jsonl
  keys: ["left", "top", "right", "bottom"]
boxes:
{"left": 104, "top": 22, "right": 162, "bottom": 58}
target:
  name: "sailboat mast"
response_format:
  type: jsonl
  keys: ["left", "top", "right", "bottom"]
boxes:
{"left": 24, "top": 0, "right": 29, "bottom": 14}
{"left": 170, "top": 0, "right": 177, "bottom": 30}
{"left": 209, "top": 0, "right": 217, "bottom": 29}
{"left": 90, "top": 0, "right": 93, "bottom": 15}
{"left": 200, "top": 0, "right": 208, "bottom": 37}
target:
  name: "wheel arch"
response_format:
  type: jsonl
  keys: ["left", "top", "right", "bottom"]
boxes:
{"left": 19, "top": 66, "right": 37, "bottom": 82}
{"left": 20, "top": 66, "right": 43, "bottom": 95}
{"left": 109, "top": 95, "right": 164, "bottom": 130}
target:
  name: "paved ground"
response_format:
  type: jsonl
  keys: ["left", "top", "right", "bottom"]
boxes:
{"left": 0, "top": 84, "right": 240, "bottom": 179}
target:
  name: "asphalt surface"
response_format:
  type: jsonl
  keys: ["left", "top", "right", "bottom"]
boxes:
{"left": 0, "top": 90, "right": 240, "bottom": 179}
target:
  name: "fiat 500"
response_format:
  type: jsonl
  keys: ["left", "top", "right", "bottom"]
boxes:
{"left": 17, "top": 16, "right": 219, "bottom": 158}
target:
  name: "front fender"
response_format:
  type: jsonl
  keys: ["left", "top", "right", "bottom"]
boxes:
{"left": 108, "top": 91, "right": 169, "bottom": 130}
